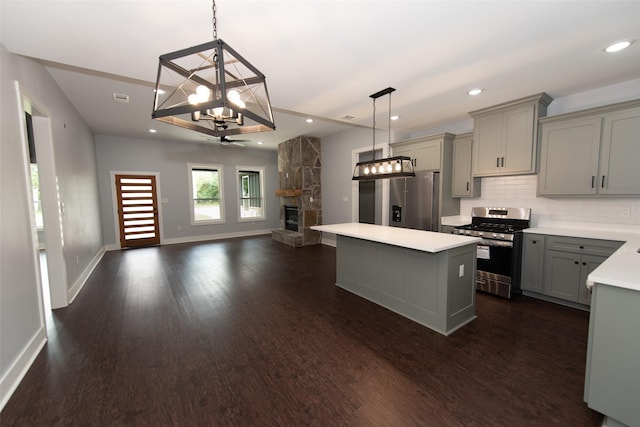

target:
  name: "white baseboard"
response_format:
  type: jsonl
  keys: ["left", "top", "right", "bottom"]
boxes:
{"left": 105, "top": 229, "right": 274, "bottom": 251}
{"left": 320, "top": 236, "right": 337, "bottom": 247}
{"left": 67, "top": 247, "right": 105, "bottom": 304}
{"left": 0, "top": 325, "right": 47, "bottom": 411}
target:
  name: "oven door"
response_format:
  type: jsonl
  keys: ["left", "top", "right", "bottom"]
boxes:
{"left": 475, "top": 240, "right": 514, "bottom": 298}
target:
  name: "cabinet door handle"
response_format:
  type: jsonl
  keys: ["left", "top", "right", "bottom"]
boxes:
{"left": 582, "top": 262, "right": 587, "bottom": 266}
{"left": 591, "top": 176, "right": 595, "bottom": 188}
{"left": 601, "top": 175, "right": 606, "bottom": 188}
{"left": 501, "top": 157, "right": 505, "bottom": 167}
{"left": 574, "top": 261, "right": 579, "bottom": 265}
{"left": 579, "top": 245, "right": 584, "bottom": 249}
{"left": 466, "top": 182, "right": 469, "bottom": 191}
{"left": 532, "top": 240, "right": 537, "bottom": 244}
{"left": 496, "top": 157, "right": 500, "bottom": 167}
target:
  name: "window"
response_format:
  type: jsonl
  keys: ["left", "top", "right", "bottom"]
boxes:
{"left": 188, "top": 164, "right": 224, "bottom": 224}
{"left": 237, "top": 166, "right": 265, "bottom": 221}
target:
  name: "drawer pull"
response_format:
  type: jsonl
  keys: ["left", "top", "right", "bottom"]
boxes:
{"left": 574, "top": 261, "right": 579, "bottom": 265}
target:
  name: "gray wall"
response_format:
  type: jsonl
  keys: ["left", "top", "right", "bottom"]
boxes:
{"left": 1, "top": 44, "right": 103, "bottom": 407}
{"left": 95, "top": 135, "right": 280, "bottom": 247}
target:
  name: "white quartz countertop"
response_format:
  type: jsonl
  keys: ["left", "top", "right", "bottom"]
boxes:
{"left": 524, "top": 223, "right": 640, "bottom": 292}
{"left": 311, "top": 223, "right": 481, "bottom": 253}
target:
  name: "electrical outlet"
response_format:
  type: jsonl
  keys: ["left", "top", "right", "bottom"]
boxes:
{"left": 459, "top": 264, "right": 464, "bottom": 277}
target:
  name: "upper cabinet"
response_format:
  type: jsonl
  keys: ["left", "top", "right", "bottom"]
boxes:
{"left": 391, "top": 134, "right": 449, "bottom": 171}
{"left": 469, "top": 93, "right": 553, "bottom": 177}
{"left": 538, "top": 100, "right": 640, "bottom": 196}
{"left": 452, "top": 132, "right": 480, "bottom": 198}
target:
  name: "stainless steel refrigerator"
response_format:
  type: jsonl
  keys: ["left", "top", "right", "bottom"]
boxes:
{"left": 389, "top": 171, "right": 440, "bottom": 232}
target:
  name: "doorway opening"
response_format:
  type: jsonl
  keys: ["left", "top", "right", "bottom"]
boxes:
{"left": 19, "top": 86, "right": 69, "bottom": 322}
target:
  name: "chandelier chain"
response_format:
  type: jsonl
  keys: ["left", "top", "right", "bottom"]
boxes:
{"left": 372, "top": 98, "right": 376, "bottom": 159}
{"left": 212, "top": 0, "right": 218, "bottom": 40}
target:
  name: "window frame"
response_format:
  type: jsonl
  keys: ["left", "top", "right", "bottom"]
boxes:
{"left": 235, "top": 166, "right": 266, "bottom": 222}
{"left": 188, "top": 163, "right": 225, "bottom": 225}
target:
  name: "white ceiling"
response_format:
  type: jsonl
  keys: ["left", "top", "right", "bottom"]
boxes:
{"left": 1, "top": 0, "right": 639, "bottom": 150}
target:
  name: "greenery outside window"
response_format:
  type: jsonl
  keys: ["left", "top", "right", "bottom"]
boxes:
{"left": 188, "top": 163, "right": 224, "bottom": 224}
{"left": 237, "top": 166, "right": 265, "bottom": 221}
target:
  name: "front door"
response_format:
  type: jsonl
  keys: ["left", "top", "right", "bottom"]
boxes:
{"left": 115, "top": 174, "right": 160, "bottom": 248}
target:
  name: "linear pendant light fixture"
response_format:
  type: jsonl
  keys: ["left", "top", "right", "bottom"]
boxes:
{"left": 151, "top": 0, "right": 275, "bottom": 138}
{"left": 352, "top": 87, "right": 415, "bottom": 181}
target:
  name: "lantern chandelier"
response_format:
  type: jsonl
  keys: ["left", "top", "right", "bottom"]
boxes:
{"left": 152, "top": 0, "right": 275, "bottom": 137}
{"left": 352, "top": 87, "right": 415, "bottom": 180}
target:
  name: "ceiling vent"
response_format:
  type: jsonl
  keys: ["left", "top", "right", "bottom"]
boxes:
{"left": 113, "top": 92, "right": 130, "bottom": 103}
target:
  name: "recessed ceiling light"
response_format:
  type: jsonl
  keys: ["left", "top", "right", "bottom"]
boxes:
{"left": 605, "top": 39, "right": 634, "bottom": 53}
{"left": 149, "top": 129, "right": 157, "bottom": 133}
{"left": 306, "top": 118, "right": 313, "bottom": 123}
{"left": 257, "top": 141, "right": 263, "bottom": 145}
{"left": 390, "top": 115, "right": 400, "bottom": 121}
{"left": 468, "top": 88, "right": 483, "bottom": 96}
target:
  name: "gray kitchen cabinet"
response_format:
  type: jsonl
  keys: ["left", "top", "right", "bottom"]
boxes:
{"left": 469, "top": 93, "right": 552, "bottom": 177}
{"left": 537, "top": 117, "right": 602, "bottom": 195}
{"left": 391, "top": 136, "right": 443, "bottom": 171}
{"left": 538, "top": 100, "right": 640, "bottom": 196}
{"left": 599, "top": 106, "right": 640, "bottom": 195}
{"left": 452, "top": 132, "right": 480, "bottom": 197}
{"left": 521, "top": 234, "right": 544, "bottom": 293}
{"left": 542, "top": 236, "right": 622, "bottom": 306}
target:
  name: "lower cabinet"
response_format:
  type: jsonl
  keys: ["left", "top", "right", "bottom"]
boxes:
{"left": 521, "top": 234, "right": 544, "bottom": 293}
{"left": 521, "top": 233, "right": 622, "bottom": 307}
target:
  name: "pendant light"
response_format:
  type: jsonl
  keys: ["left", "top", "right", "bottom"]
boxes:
{"left": 352, "top": 87, "right": 415, "bottom": 180}
{"left": 152, "top": 0, "right": 275, "bottom": 138}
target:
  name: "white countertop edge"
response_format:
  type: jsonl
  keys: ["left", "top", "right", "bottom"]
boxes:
{"left": 525, "top": 222, "right": 640, "bottom": 241}
{"left": 311, "top": 223, "right": 481, "bottom": 253}
{"left": 441, "top": 215, "right": 471, "bottom": 227}
{"left": 586, "top": 239, "right": 640, "bottom": 292}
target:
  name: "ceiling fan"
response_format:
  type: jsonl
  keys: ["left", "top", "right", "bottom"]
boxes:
{"left": 217, "top": 135, "right": 250, "bottom": 147}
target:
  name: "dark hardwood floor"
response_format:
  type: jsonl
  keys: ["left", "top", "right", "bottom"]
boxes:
{"left": 2, "top": 236, "right": 602, "bottom": 426}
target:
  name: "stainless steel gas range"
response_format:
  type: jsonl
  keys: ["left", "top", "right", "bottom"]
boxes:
{"left": 454, "top": 207, "right": 531, "bottom": 299}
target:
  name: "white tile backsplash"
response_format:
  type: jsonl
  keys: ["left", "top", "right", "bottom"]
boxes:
{"left": 459, "top": 175, "right": 640, "bottom": 226}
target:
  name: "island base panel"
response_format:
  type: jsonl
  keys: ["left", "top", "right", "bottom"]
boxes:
{"left": 335, "top": 235, "right": 476, "bottom": 336}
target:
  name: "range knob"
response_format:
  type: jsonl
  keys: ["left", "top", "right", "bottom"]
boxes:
{"left": 499, "top": 233, "right": 505, "bottom": 239}
{"left": 478, "top": 232, "right": 484, "bottom": 236}
{"left": 492, "top": 233, "right": 497, "bottom": 238}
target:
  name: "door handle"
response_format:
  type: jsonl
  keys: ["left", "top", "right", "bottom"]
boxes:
{"left": 601, "top": 175, "right": 606, "bottom": 188}
{"left": 466, "top": 182, "right": 469, "bottom": 191}
{"left": 501, "top": 157, "right": 505, "bottom": 167}
{"left": 591, "top": 176, "right": 595, "bottom": 188}
{"left": 496, "top": 157, "right": 500, "bottom": 167}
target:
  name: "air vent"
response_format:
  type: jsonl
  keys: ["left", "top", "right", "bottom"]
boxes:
{"left": 341, "top": 115, "right": 357, "bottom": 121}
{"left": 113, "top": 93, "right": 130, "bottom": 103}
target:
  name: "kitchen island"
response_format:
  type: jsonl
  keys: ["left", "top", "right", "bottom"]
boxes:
{"left": 583, "top": 236, "right": 640, "bottom": 427}
{"left": 311, "top": 223, "right": 481, "bottom": 336}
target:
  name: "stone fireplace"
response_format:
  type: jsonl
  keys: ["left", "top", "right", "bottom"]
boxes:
{"left": 272, "top": 135, "right": 322, "bottom": 247}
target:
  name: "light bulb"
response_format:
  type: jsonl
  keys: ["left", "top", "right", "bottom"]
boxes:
{"left": 227, "top": 89, "right": 246, "bottom": 109}
{"left": 213, "top": 107, "right": 224, "bottom": 118}
{"left": 196, "top": 85, "right": 210, "bottom": 102}
{"left": 364, "top": 166, "right": 370, "bottom": 175}
{"left": 395, "top": 162, "right": 401, "bottom": 172}
{"left": 188, "top": 93, "right": 199, "bottom": 105}
{"left": 371, "top": 165, "right": 377, "bottom": 174}
{"left": 386, "top": 163, "right": 392, "bottom": 172}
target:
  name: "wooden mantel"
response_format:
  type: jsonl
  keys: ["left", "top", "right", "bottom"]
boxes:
{"left": 275, "top": 189, "right": 302, "bottom": 197}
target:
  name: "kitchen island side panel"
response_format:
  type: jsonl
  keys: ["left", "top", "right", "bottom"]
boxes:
{"left": 584, "top": 284, "right": 640, "bottom": 427}
{"left": 335, "top": 235, "right": 476, "bottom": 336}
